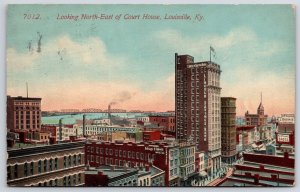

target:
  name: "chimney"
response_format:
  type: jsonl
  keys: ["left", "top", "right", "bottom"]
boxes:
{"left": 108, "top": 104, "right": 111, "bottom": 126}
{"left": 83, "top": 114, "right": 86, "bottom": 137}
{"left": 59, "top": 118, "right": 63, "bottom": 141}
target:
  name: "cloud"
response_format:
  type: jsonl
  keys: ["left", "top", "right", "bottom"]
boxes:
{"left": 7, "top": 35, "right": 125, "bottom": 75}
{"left": 6, "top": 48, "right": 40, "bottom": 72}
{"left": 44, "top": 35, "right": 123, "bottom": 66}
{"left": 154, "top": 27, "right": 294, "bottom": 115}
{"left": 154, "top": 27, "right": 257, "bottom": 57}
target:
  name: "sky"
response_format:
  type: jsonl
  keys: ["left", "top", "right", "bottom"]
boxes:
{"left": 6, "top": 4, "right": 295, "bottom": 116}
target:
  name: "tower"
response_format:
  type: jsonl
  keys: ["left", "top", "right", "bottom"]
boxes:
{"left": 257, "top": 92, "right": 264, "bottom": 116}
{"left": 175, "top": 53, "right": 222, "bottom": 176}
{"left": 221, "top": 97, "right": 237, "bottom": 164}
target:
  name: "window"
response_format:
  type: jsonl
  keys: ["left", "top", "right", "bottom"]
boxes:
{"left": 49, "top": 158, "right": 53, "bottom": 171}
{"left": 14, "top": 164, "right": 18, "bottom": 178}
{"left": 123, "top": 151, "right": 126, "bottom": 157}
{"left": 30, "top": 162, "right": 34, "bottom": 175}
{"left": 38, "top": 160, "right": 42, "bottom": 173}
{"left": 24, "top": 163, "right": 28, "bottom": 176}
{"left": 73, "top": 175, "right": 77, "bottom": 186}
{"left": 78, "top": 154, "right": 81, "bottom": 164}
{"left": 73, "top": 155, "right": 77, "bottom": 166}
{"left": 78, "top": 173, "right": 81, "bottom": 183}
{"left": 68, "top": 176, "right": 71, "bottom": 186}
{"left": 115, "top": 150, "right": 118, "bottom": 156}
{"left": 91, "top": 155, "right": 94, "bottom": 162}
{"left": 63, "top": 177, "right": 67, "bottom": 186}
{"left": 64, "top": 157, "right": 67, "bottom": 168}
{"left": 100, "top": 148, "right": 103, "bottom": 154}
{"left": 55, "top": 158, "right": 58, "bottom": 169}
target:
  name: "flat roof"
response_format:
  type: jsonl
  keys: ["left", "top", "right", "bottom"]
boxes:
{"left": 8, "top": 96, "right": 42, "bottom": 100}
{"left": 7, "top": 141, "right": 85, "bottom": 158}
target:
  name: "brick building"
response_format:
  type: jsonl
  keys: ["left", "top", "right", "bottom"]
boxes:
{"left": 85, "top": 140, "right": 195, "bottom": 186}
{"left": 221, "top": 97, "right": 237, "bottom": 164}
{"left": 148, "top": 115, "right": 175, "bottom": 135}
{"left": 219, "top": 152, "right": 294, "bottom": 186}
{"left": 143, "top": 131, "right": 161, "bottom": 141}
{"left": 276, "top": 123, "right": 295, "bottom": 153}
{"left": 7, "top": 96, "right": 42, "bottom": 132}
{"left": 245, "top": 95, "right": 268, "bottom": 132}
{"left": 175, "top": 53, "right": 222, "bottom": 176}
{"left": 7, "top": 141, "right": 85, "bottom": 186}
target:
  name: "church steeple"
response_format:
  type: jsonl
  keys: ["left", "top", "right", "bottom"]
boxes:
{"left": 257, "top": 92, "right": 264, "bottom": 115}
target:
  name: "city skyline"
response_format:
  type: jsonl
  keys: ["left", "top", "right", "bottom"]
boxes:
{"left": 7, "top": 5, "right": 295, "bottom": 116}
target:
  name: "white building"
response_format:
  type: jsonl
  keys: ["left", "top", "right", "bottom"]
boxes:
{"left": 93, "top": 118, "right": 110, "bottom": 125}
{"left": 74, "top": 124, "right": 140, "bottom": 136}
{"left": 56, "top": 125, "right": 77, "bottom": 141}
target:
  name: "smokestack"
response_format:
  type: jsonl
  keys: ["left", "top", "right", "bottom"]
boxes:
{"left": 59, "top": 118, "right": 63, "bottom": 141}
{"left": 108, "top": 104, "right": 111, "bottom": 126}
{"left": 83, "top": 114, "right": 86, "bottom": 137}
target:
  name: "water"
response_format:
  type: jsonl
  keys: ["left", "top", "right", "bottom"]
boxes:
{"left": 41, "top": 112, "right": 144, "bottom": 125}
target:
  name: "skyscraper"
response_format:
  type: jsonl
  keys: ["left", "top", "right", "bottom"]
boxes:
{"left": 175, "top": 53, "right": 221, "bottom": 176}
{"left": 221, "top": 97, "right": 237, "bottom": 164}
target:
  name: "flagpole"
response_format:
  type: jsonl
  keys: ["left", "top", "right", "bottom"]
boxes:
{"left": 210, "top": 46, "right": 211, "bottom": 63}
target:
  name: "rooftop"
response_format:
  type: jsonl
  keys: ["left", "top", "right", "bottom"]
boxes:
{"left": 7, "top": 95, "right": 42, "bottom": 101}
{"left": 85, "top": 165, "right": 138, "bottom": 179}
{"left": 7, "top": 141, "right": 85, "bottom": 158}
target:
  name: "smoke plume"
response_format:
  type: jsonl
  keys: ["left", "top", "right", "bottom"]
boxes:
{"left": 109, "top": 91, "right": 133, "bottom": 106}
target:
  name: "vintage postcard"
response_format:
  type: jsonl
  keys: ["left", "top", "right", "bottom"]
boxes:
{"left": 6, "top": 4, "right": 295, "bottom": 187}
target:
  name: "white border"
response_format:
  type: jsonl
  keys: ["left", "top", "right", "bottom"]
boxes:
{"left": 0, "top": 1, "right": 298, "bottom": 192}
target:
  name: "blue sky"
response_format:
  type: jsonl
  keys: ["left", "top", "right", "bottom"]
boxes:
{"left": 6, "top": 4, "right": 295, "bottom": 115}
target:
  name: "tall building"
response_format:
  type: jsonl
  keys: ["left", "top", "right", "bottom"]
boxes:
{"left": 7, "top": 96, "right": 42, "bottom": 132}
{"left": 221, "top": 97, "right": 237, "bottom": 164}
{"left": 175, "top": 53, "right": 221, "bottom": 176}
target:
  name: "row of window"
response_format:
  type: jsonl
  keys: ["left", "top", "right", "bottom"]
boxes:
{"left": 7, "top": 154, "right": 82, "bottom": 180}
{"left": 14, "top": 106, "right": 40, "bottom": 110}
{"left": 88, "top": 155, "right": 146, "bottom": 168}
{"left": 87, "top": 146, "right": 155, "bottom": 161}
{"left": 33, "top": 173, "right": 82, "bottom": 187}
